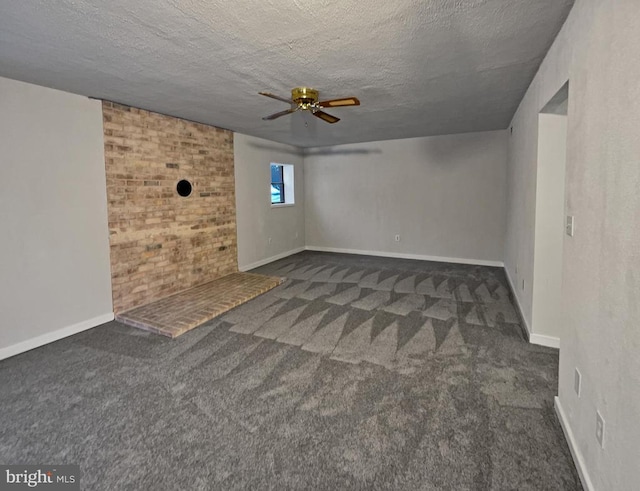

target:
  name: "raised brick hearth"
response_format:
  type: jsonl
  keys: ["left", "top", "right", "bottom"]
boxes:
{"left": 116, "top": 272, "right": 283, "bottom": 338}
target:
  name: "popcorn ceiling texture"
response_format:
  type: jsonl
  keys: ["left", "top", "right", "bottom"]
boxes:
{"left": 0, "top": 0, "right": 574, "bottom": 147}
{"left": 103, "top": 102, "right": 237, "bottom": 313}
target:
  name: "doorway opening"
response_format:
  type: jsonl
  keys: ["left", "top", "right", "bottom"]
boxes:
{"left": 531, "top": 81, "right": 569, "bottom": 344}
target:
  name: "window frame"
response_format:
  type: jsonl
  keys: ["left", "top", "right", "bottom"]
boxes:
{"left": 270, "top": 163, "right": 295, "bottom": 208}
{"left": 270, "top": 164, "right": 285, "bottom": 205}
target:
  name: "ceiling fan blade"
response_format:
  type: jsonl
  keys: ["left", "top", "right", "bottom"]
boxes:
{"left": 318, "top": 97, "right": 360, "bottom": 108}
{"left": 262, "top": 107, "right": 298, "bottom": 121}
{"left": 259, "top": 91, "right": 293, "bottom": 105}
{"left": 313, "top": 110, "right": 340, "bottom": 124}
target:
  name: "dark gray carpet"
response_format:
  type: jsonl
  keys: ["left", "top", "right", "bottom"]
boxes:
{"left": 0, "top": 251, "right": 581, "bottom": 490}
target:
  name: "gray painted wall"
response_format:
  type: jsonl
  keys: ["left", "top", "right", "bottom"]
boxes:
{"left": 234, "top": 133, "right": 305, "bottom": 270}
{"left": 0, "top": 76, "right": 113, "bottom": 358}
{"left": 304, "top": 131, "right": 508, "bottom": 264}
{"left": 505, "top": 1, "right": 640, "bottom": 488}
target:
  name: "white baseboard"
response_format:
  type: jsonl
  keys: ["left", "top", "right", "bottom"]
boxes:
{"left": 504, "top": 265, "right": 530, "bottom": 336}
{"left": 0, "top": 312, "right": 115, "bottom": 361}
{"left": 504, "top": 266, "right": 560, "bottom": 349}
{"left": 530, "top": 332, "right": 560, "bottom": 349}
{"left": 239, "top": 246, "right": 305, "bottom": 272}
{"left": 305, "top": 246, "right": 504, "bottom": 268}
{"left": 555, "top": 396, "right": 594, "bottom": 491}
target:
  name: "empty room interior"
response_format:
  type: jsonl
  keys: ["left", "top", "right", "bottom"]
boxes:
{"left": 0, "top": 1, "right": 638, "bottom": 490}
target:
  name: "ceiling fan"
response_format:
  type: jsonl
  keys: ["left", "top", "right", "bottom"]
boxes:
{"left": 259, "top": 87, "right": 360, "bottom": 124}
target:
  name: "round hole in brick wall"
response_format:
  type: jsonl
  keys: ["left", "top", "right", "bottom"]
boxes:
{"left": 176, "top": 179, "right": 192, "bottom": 197}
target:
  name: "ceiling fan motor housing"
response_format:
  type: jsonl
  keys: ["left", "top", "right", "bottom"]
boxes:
{"left": 292, "top": 87, "right": 319, "bottom": 107}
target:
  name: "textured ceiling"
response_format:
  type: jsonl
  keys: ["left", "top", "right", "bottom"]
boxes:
{"left": 0, "top": 0, "right": 573, "bottom": 147}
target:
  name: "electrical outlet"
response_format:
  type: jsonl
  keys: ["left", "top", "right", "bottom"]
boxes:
{"left": 566, "top": 216, "right": 575, "bottom": 237}
{"left": 596, "top": 411, "right": 605, "bottom": 448}
{"left": 521, "top": 279, "right": 525, "bottom": 291}
{"left": 574, "top": 368, "right": 581, "bottom": 397}
{"left": 268, "top": 237, "right": 272, "bottom": 245}
{"left": 394, "top": 234, "right": 401, "bottom": 242}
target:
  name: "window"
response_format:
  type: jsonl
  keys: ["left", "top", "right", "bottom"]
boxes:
{"left": 270, "top": 163, "right": 295, "bottom": 206}
{"left": 271, "top": 164, "right": 285, "bottom": 204}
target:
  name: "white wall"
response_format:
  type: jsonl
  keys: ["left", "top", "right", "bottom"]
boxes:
{"left": 304, "top": 130, "right": 507, "bottom": 265}
{"left": 0, "top": 77, "right": 113, "bottom": 359}
{"left": 234, "top": 133, "right": 305, "bottom": 270}
{"left": 531, "top": 113, "right": 567, "bottom": 343}
{"left": 505, "top": 1, "right": 640, "bottom": 489}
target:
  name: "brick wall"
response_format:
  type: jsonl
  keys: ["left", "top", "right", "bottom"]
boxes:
{"left": 103, "top": 102, "right": 237, "bottom": 313}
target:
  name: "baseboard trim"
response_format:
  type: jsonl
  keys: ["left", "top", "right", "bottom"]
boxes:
{"left": 555, "top": 396, "right": 595, "bottom": 491}
{"left": 530, "top": 332, "right": 561, "bottom": 349}
{"left": 239, "top": 247, "right": 305, "bottom": 272}
{"left": 0, "top": 312, "right": 115, "bottom": 361}
{"left": 305, "top": 246, "right": 504, "bottom": 268}
{"left": 504, "top": 267, "right": 560, "bottom": 349}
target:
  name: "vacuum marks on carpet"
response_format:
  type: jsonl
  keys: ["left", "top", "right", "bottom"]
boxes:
{"left": 222, "top": 257, "right": 522, "bottom": 373}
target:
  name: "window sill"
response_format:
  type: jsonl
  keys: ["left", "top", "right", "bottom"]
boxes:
{"left": 271, "top": 203, "right": 295, "bottom": 208}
